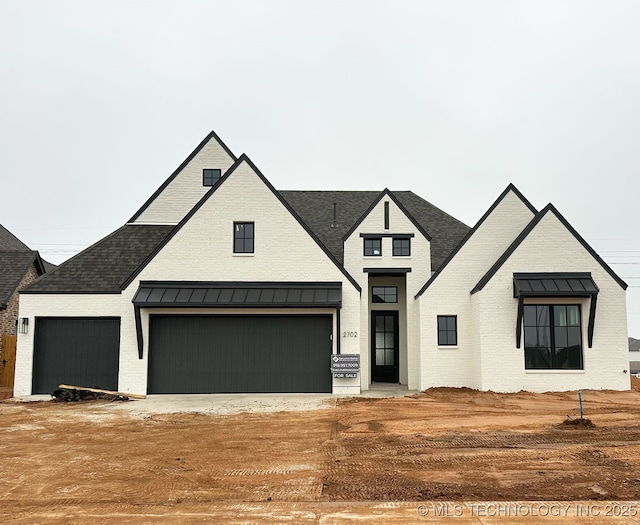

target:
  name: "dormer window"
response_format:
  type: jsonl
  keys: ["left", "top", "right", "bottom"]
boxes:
{"left": 203, "top": 168, "right": 222, "bottom": 187}
{"left": 393, "top": 237, "right": 411, "bottom": 256}
{"left": 364, "top": 238, "right": 382, "bottom": 256}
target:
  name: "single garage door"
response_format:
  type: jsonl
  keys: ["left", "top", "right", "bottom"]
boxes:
{"left": 148, "top": 315, "right": 333, "bottom": 394}
{"left": 32, "top": 317, "right": 120, "bottom": 394}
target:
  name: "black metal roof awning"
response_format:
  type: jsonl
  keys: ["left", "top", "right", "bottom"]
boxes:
{"left": 133, "top": 281, "right": 343, "bottom": 308}
{"left": 132, "top": 281, "right": 342, "bottom": 360}
{"left": 513, "top": 273, "right": 599, "bottom": 297}
{"left": 513, "top": 273, "right": 599, "bottom": 348}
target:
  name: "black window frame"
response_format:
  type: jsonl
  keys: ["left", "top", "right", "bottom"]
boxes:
{"left": 372, "top": 286, "right": 398, "bottom": 304}
{"left": 203, "top": 168, "right": 222, "bottom": 187}
{"left": 233, "top": 222, "right": 254, "bottom": 254}
{"left": 437, "top": 315, "right": 457, "bottom": 346}
{"left": 392, "top": 237, "right": 411, "bottom": 256}
{"left": 523, "top": 304, "right": 583, "bottom": 370}
{"left": 364, "top": 237, "right": 382, "bottom": 257}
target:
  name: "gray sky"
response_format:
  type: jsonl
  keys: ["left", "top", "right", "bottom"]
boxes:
{"left": 1, "top": 1, "right": 639, "bottom": 337}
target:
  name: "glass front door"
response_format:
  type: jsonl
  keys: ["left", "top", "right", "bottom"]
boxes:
{"left": 371, "top": 311, "right": 399, "bottom": 383}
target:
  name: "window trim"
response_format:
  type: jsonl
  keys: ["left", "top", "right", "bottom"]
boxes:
{"left": 437, "top": 315, "right": 457, "bottom": 346}
{"left": 372, "top": 286, "right": 398, "bottom": 304}
{"left": 233, "top": 221, "right": 254, "bottom": 254}
{"left": 392, "top": 237, "right": 411, "bottom": 256}
{"left": 363, "top": 237, "right": 382, "bottom": 257}
{"left": 203, "top": 168, "right": 222, "bottom": 187}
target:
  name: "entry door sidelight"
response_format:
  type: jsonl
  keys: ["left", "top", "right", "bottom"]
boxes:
{"left": 371, "top": 311, "right": 399, "bottom": 383}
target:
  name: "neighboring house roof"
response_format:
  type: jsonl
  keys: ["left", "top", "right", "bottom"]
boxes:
{"left": 0, "top": 251, "right": 45, "bottom": 309}
{"left": 280, "top": 190, "right": 470, "bottom": 270}
{"left": 22, "top": 225, "right": 174, "bottom": 294}
{"left": 630, "top": 337, "right": 640, "bottom": 352}
{"left": 0, "top": 224, "right": 32, "bottom": 251}
{"left": 470, "top": 204, "right": 628, "bottom": 294}
{"left": 0, "top": 224, "right": 50, "bottom": 309}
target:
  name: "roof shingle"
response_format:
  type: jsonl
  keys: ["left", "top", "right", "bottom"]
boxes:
{"left": 22, "top": 225, "right": 175, "bottom": 293}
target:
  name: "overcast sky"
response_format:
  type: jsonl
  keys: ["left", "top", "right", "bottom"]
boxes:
{"left": 1, "top": 1, "right": 638, "bottom": 336}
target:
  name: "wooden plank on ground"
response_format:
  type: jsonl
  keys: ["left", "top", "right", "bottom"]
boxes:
{"left": 58, "top": 384, "right": 147, "bottom": 399}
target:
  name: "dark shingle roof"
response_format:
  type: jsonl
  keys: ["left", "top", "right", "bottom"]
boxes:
{"left": 25, "top": 190, "right": 469, "bottom": 294}
{"left": 22, "top": 225, "right": 175, "bottom": 293}
{"left": 0, "top": 251, "right": 41, "bottom": 307}
{"left": 0, "top": 224, "right": 31, "bottom": 251}
{"left": 630, "top": 337, "right": 640, "bottom": 352}
{"left": 280, "top": 190, "right": 470, "bottom": 270}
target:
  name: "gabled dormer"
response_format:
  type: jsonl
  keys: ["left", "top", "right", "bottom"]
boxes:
{"left": 129, "top": 131, "right": 237, "bottom": 225}
{"left": 342, "top": 189, "right": 432, "bottom": 290}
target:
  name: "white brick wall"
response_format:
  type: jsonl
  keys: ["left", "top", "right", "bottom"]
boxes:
{"left": 475, "top": 211, "right": 629, "bottom": 392}
{"left": 417, "top": 189, "right": 536, "bottom": 389}
{"left": 343, "top": 194, "right": 431, "bottom": 390}
{"left": 14, "top": 294, "right": 122, "bottom": 396}
{"left": 121, "top": 159, "right": 362, "bottom": 394}
{"left": 133, "top": 135, "right": 236, "bottom": 224}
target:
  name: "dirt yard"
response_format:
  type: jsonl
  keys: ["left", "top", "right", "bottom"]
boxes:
{"left": 3, "top": 380, "right": 640, "bottom": 523}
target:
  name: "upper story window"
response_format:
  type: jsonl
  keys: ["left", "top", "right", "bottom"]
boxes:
{"left": 437, "top": 315, "right": 457, "bottom": 346}
{"left": 372, "top": 286, "right": 397, "bottom": 303}
{"left": 234, "top": 222, "right": 254, "bottom": 253}
{"left": 392, "top": 237, "right": 411, "bottom": 256}
{"left": 523, "top": 304, "right": 583, "bottom": 370}
{"left": 364, "top": 238, "right": 382, "bottom": 256}
{"left": 203, "top": 168, "right": 222, "bottom": 187}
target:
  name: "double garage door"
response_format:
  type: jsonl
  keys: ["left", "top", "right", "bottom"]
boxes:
{"left": 148, "top": 315, "right": 333, "bottom": 394}
{"left": 32, "top": 315, "right": 333, "bottom": 394}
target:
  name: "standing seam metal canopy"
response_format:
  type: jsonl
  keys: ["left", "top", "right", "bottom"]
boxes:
{"left": 132, "top": 281, "right": 343, "bottom": 359}
{"left": 513, "top": 273, "right": 599, "bottom": 348}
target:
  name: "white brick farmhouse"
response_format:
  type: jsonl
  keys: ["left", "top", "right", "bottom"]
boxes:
{"left": 14, "top": 132, "right": 630, "bottom": 396}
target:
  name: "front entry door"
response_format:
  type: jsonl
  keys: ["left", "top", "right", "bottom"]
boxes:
{"left": 371, "top": 311, "right": 399, "bottom": 383}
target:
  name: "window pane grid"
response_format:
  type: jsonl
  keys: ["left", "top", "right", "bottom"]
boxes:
{"left": 203, "top": 168, "right": 221, "bottom": 186}
{"left": 437, "top": 315, "right": 457, "bottom": 346}
{"left": 523, "top": 304, "right": 583, "bottom": 370}
{"left": 233, "top": 222, "right": 254, "bottom": 254}
{"left": 392, "top": 238, "right": 411, "bottom": 256}
{"left": 364, "top": 238, "right": 382, "bottom": 256}
{"left": 372, "top": 286, "right": 398, "bottom": 303}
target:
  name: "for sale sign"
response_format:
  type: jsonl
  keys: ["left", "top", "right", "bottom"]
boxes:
{"left": 331, "top": 354, "right": 359, "bottom": 377}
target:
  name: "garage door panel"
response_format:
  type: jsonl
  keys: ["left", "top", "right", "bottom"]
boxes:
{"left": 148, "top": 315, "right": 332, "bottom": 394}
{"left": 32, "top": 318, "right": 120, "bottom": 394}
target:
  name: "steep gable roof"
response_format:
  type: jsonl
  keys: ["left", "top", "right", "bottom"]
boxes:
{"left": 415, "top": 183, "right": 536, "bottom": 297}
{"left": 128, "top": 130, "right": 237, "bottom": 223}
{"left": 22, "top": 224, "right": 174, "bottom": 294}
{"left": 280, "top": 190, "right": 469, "bottom": 270}
{"left": 471, "top": 204, "right": 628, "bottom": 294}
{"left": 122, "top": 155, "right": 362, "bottom": 292}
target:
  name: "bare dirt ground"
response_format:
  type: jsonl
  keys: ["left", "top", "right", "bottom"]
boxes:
{"left": 2, "top": 379, "right": 640, "bottom": 523}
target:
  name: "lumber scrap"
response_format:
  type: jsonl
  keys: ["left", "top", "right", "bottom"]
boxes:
{"left": 54, "top": 384, "right": 146, "bottom": 402}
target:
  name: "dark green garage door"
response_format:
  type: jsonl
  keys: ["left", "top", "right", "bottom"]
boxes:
{"left": 32, "top": 318, "right": 120, "bottom": 394}
{"left": 148, "top": 315, "right": 332, "bottom": 394}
